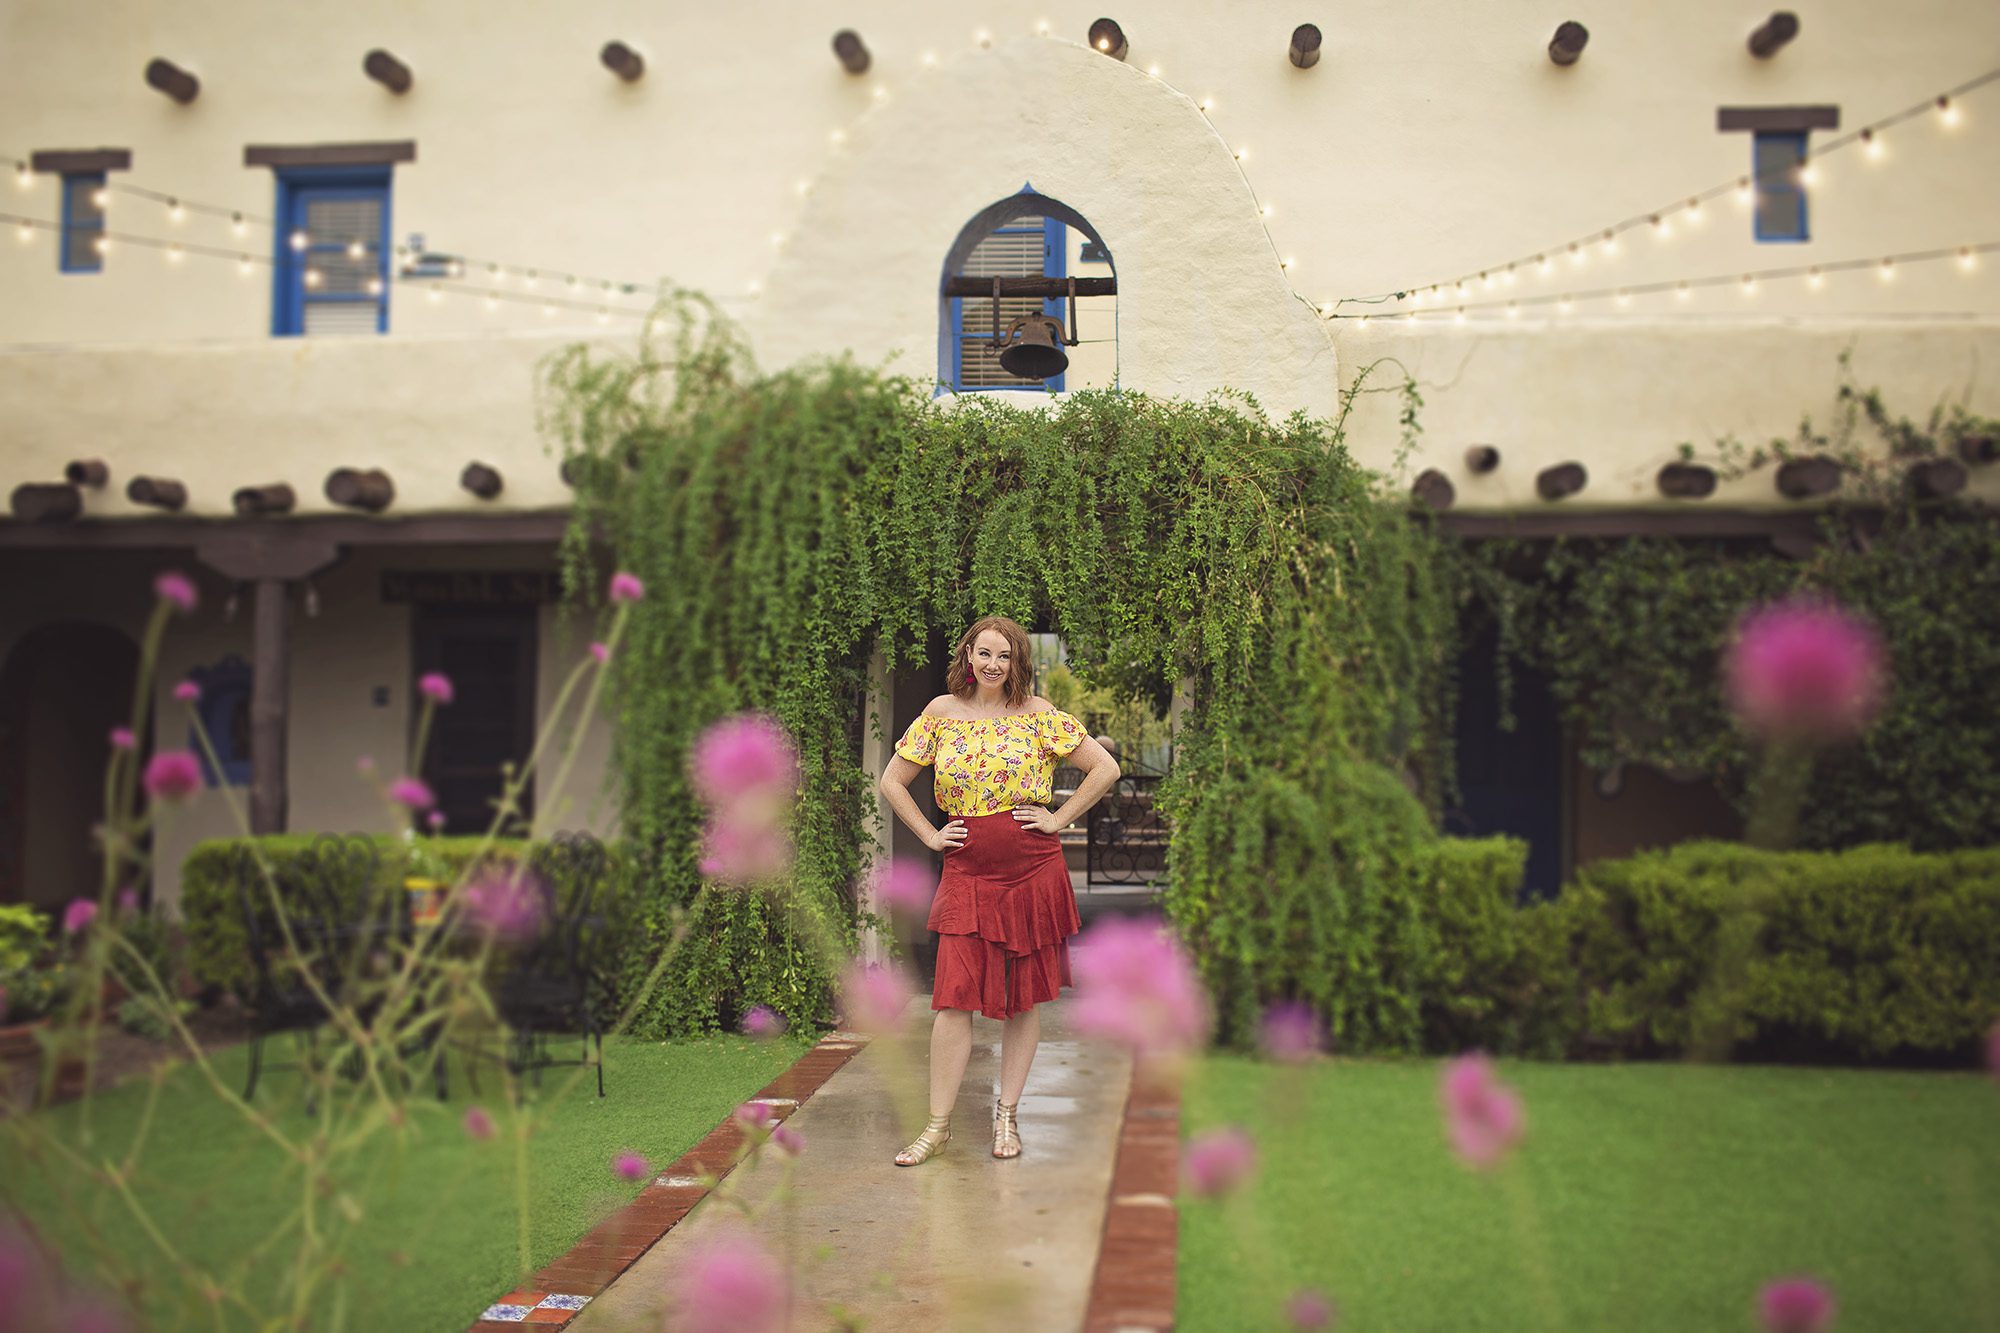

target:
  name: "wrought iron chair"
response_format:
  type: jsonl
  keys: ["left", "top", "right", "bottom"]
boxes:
{"left": 471, "top": 832, "right": 612, "bottom": 1097}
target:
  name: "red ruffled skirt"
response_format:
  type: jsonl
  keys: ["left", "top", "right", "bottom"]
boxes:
{"left": 928, "top": 811, "right": 1081, "bottom": 1020}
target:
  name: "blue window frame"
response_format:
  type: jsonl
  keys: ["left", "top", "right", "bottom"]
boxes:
{"left": 272, "top": 166, "right": 391, "bottom": 336}
{"left": 187, "top": 655, "right": 252, "bottom": 787}
{"left": 950, "top": 215, "right": 1067, "bottom": 392}
{"left": 1752, "top": 131, "right": 1809, "bottom": 243}
{"left": 60, "top": 172, "right": 105, "bottom": 272}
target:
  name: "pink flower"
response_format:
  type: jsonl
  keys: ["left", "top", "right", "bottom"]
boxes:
{"left": 612, "top": 1150, "right": 650, "bottom": 1181}
{"left": 388, "top": 776, "right": 435, "bottom": 811}
{"left": 109, "top": 726, "right": 135, "bottom": 752}
{"left": 462, "top": 1106, "right": 496, "bottom": 1142}
{"left": 356, "top": 755, "right": 376, "bottom": 776}
{"left": 1259, "top": 1001, "right": 1324, "bottom": 1063}
{"left": 459, "top": 869, "right": 546, "bottom": 943}
{"left": 1758, "top": 1276, "right": 1837, "bottom": 1332}
{"left": 733, "top": 1102, "right": 776, "bottom": 1132}
{"left": 1286, "top": 1289, "right": 1337, "bottom": 1329}
{"left": 142, "top": 751, "right": 202, "bottom": 803}
{"left": 426, "top": 810, "right": 446, "bottom": 832}
{"left": 1725, "top": 599, "right": 1887, "bottom": 743}
{"left": 608, "top": 571, "right": 646, "bottom": 605}
{"left": 838, "top": 961, "right": 914, "bottom": 1033}
{"left": 172, "top": 680, "right": 200, "bottom": 703}
{"left": 116, "top": 887, "right": 139, "bottom": 914}
{"left": 699, "top": 814, "right": 793, "bottom": 884}
{"left": 1439, "top": 1053, "right": 1525, "bottom": 1170}
{"left": 770, "top": 1125, "right": 804, "bottom": 1156}
{"left": 692, "top": 715, "right": 800, "bottom": 808}
{"left": 868, "top": 857, "right": 936, "bottom": 912}
{"left": 63, "top": 899, "right": 97, "bottom": 934}
{"left": 1182, "top": 1127, "right": 1257, "bottom": 1197}
{"left": 590, "top": 641, "right": 610, "bottom": 664}
{"left": 418, "top": 672, "right": 454, "bottom": 705}
{"left": 153, "top": 570, "right": 197, "bottom": 613}
{"left": 742, "top": 1005, "right": 786, "bottom": 1039}
{"left": 1069, "top": 916, "right": 1211, "bottom": 1059}
{"left": 669, "top": 1230, "right": 789, "bottom": 1333}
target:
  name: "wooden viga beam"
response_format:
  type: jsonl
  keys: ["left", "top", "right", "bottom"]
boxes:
{"left": 9, "top": 483, "right": 81, "bottom": 523}
{"left": 325, "top": 467, "right": 395, "bottom": 513}
{"left": 64, "top": 458, "right": 109, "bottom": 488}
{"left": 127, "top": 476, "right": 188, "bottom": 511}
{"left": 232, "top": 483, "right": 296, "bottom": 516}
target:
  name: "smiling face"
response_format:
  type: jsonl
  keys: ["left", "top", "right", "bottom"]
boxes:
{"left": 947, "top": 615, "right": 1033, "bottom": 707}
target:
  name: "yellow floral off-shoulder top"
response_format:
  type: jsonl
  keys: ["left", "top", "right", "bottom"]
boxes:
{"left": 894, "top": 707, "right": 1089, "bottom": 817}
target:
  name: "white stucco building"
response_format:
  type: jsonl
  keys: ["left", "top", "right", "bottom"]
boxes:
{"left": 3, "top": 1, "right": 1998, "bottom": 913}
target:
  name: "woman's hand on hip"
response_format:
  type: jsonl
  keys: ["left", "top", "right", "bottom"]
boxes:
{"left": 928, "top": 819, "right": 968, "bottom": 853}
{"left": 1011, "top": 805, "right": 1064, "bottom": 836}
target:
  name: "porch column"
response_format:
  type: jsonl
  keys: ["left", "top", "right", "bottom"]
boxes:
{"left": 196, "top": 536, "right": 341, "bottom": 837}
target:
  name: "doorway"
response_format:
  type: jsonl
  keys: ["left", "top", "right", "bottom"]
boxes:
{"left": 412, "top": 605, "right": 538, "bottom": 837}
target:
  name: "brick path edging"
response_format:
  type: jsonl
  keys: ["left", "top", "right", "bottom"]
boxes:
{"left": 1082, "top": 1059, "right": 1183, "bottom": 1331}
{"left": 467, "top": 1031, "right": 872, "bottom": 1331}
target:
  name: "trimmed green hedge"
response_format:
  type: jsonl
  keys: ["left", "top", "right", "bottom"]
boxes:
{"left": 1428, "top": 840, "right": 2000, "bottom": 1063}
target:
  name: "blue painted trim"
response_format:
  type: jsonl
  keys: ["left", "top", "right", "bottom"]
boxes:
{"left": 59, "top": 172, "right": 105, "bottom": 273}
{"left": 188, "top": 655, "right": 253, "bottom": 786}
{"left": 946, "top": 210, "right": 1070, "bottom": 393}
{"left": 1752, "top": 130, "right": 1810, "bottom": 243}
{"left": 271, "top": 165, "right": 393, "bottom": 336}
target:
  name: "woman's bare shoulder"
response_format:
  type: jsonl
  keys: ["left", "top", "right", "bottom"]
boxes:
{"left": 1025, "top": 696, "right": 1056, "bottom": 713}
{"left": 923, "top": 694, "right": 965, "bottom": 718}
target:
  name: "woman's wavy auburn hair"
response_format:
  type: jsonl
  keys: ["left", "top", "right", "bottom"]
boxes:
{"left": 947, "top": 615, "right": 1035, "bottom": 707}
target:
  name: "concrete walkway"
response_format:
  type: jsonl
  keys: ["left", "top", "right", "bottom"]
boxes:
{"left": 574, "top": 998, "right": 1132, "bottom": 1332}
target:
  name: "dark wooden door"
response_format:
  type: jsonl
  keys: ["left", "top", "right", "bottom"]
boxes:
{"left": 413, "top": 605, "right": 538, "bottom": 837}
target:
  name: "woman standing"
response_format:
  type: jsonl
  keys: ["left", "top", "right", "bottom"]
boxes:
{"left": 878, "top": 615, "right": 1122, "bottom": 1166}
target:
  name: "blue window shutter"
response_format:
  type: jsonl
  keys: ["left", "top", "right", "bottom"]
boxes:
{"left": 59, "top": 172, "right": 106, "bottom": 273}
{"left": 273, "top": 166, "right": 393, "bottom": 336}
{"left": 950, "top": 213, "right": 1067, "bottom": 392}
{"left": 1752, "top": 131, "right": 1809, "bottom": 243}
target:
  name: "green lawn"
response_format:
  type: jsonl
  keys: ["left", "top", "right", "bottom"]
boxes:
{"left": 1180, "top": 1057, "right": 2000, "bottom": 1332}
{"left": 1, "top": 1033, "right": 805, "bottom": 1331}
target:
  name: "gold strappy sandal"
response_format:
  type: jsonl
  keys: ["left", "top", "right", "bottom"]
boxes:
{"left": 992, "top": 1099, "right": 1021, "bottom": 1160}
{"left": 895, "top": 1114, "right": 952, "bottom": 1167}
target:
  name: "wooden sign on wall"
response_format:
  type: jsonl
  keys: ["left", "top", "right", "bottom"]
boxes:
{"left": 380, "top": 570, "right": 561, "bottom": 605}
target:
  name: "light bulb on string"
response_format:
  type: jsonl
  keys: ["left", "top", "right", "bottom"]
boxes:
{"left": 303, "top": 268, "right": 323, "bottom": 289}
{"left": 1147, "top": 63, "right": 1162, "bottom": 77}
{"left": 166, "top": 242, "right": 184, "bottom": 263}
{"left": 1878, "top": 257, "right": 1896, "bottom": 282}
{"left": 15, "top": 220, "right": 31, "bottom": 243}
{"left": 1408, "top": 288, "right": 1425, "bottom": 307}
{"left": 1807, "top": 266, "right": 1824, "bottom": 290}
{"left": 1233, "top": 145, "right": 1249, "bottom": 162}
{"left": 1282, "top": 255, "right": 1296, "bottom": 271}
{"left": 1735, "top": 177, "right": 1753, "bottom": 206}
{"left": 1503, "top": 264, "right": 1517, "bottom": 286}
{"left": 1481, "top": 271, "right": 1495, "bottom": 291}
{"left": 231, "top": 211, "right": 246, "bottom": 236}
{"left": 1684, "top": 197, "right": 1703, "bottom": 224}
{"left": 873, "top": 85, "right": 889, "bottom": 101}
{"left": 1558, "top": 295, "right": 1574, "bottom": 314}
{"left": 1651, "top": 214, "right": 1670, "bottom": 240}
{"left": 1506, "top": 301, "right": 1521, "bottom": 320}
{"left": 93, "top": 235, "right": 109, "bottom": 255}
{"left": 541, "top": 302, "right": 555, "bottom": 317}
{"left": 290, "top": 230, "right": 308, "bottom": 251}
{"left": 1740, "top": 275, "right": 1756, "bottom": 297}
{"left": 1199, "top": 95, "right": 1215, "bottom": 113}
{"left": 1036, "top": 19, "right": 1051, "bottom": 35}
{"left": 237, "top": 254, "right": 253, "bottom": 276}
{"left": 13, "top": 161, "right": 29, "bottom": 189}
{"left": 1454, "top": 307, "right": 1467, "bottom": 325}
{"left": 1676, "top": 281, "right": 1692, "bottom": 302}
{"left": 484, "top": 294, "right": 498, "bottom": 311}
{"left": 1797, "top": 158, "right": 1819, "bottom": 187}
{"left": 1600, "top": 229, "right": 1618, "bottom": 256}
{"left": 1355, "top": 315, "right": 1370, "bottom": 329}
{"left": 1862, "top": 128, "right": 1884, "bottom": 160}
{"left": 367, "top": 278, "right": 384, "bottom": 297}
{"left": 1536, "top": 254, "right": 1552, "bottom": 277}
{"left": 975, "top": 28, "right": 992, "bottom": 48}
{"left": 347, "top": 240, "right": 365, "bottom": 260}
{"left": 91, "top": 187, "right": 108, "bottom": 208}
{"left": 168, "top": 199, "right": 185, "bottom": 223}
{"left": 524, "top": 270, "right": 539, "bottom": 290}
{"left": 1568, "top": 242, "right": 1586, "bottom": 268}
{"left": 427, "top": 284, "right": 442, "bottom": 304}
{"left": 1260, "top": 203, "right": 1274, "bottom": 219}
{"left": 1615, "top": 289, "right": 1631, "bottom": 307}
{"left": 1454, "top": 279, "right": 1468, "bottom": 297}
{"left": 596, "top": 308, "right": 610, "bottom": 324}
{"left": 1937, "top": 95, "right": 1961, "bottom": 127}
{"left": 1959, "top": 247, "right": 1978, "bottom": 271}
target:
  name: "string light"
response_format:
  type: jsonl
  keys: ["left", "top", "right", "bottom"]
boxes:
{"left": 166, "top": 242, "right": 184, "bottom": 263}
{"left": 167, "top": 199, "right": 185, "bottom": 223}
{"left": 1684, "top": 197, "right": 1703, "bottom": 223}
{"left": 1615, "top": 288, "right": 1631, "bottom": 306}
{"left": 1650, "top": 214, "right": 1670, "bottom": 239}
{"left": 1862, "top": 127, "right": 1884, "bottom": 160}
{"left": 597, "top": 307, "right": 610, "bottom": 324}
{"left": 541, "top": 301, "right": 555, "bottom": 316}
{"left": 920, "top": 50, "right": 938, "bottom": 67}
{"left": 92, "top": 235, "right": 109, "bottom": 255}
{"left": 1878, "top": 256, "right": 1896, "bottom": 281}
{"left": 1147, "top": 63, "right": 1162, "bottom": 78}
{"left": 1506, "top": 301, "right": 1520, "bottom": 319}
{"left": 1354, "top": 315, "right": 1369, "bottom": 328}
{"left": 1675, "top": 281, "right": 1691, "bottom": 302}
{"left": 1600, "top": 229, "right": 1618, "bottom": 255}
{"left": 15, "top": 220, "right": 30, "bottom": 243}
{"left": 1568, "top": 241, "right": 1586, "bottom": 267}
{"left": 974, "top": 28, "right": 992, "bottom": 48}
{"left": 303, "top": 267, "right": 323, "bottom": 288}
{"left": 427, "top": 284, "right": 442, "bottom": 303}
{"left": 1797, "top": 158, "right": 1819, "bottom": 187}
{"left": 1960, "top": 247, "right": 1979, "bottom": 270}
{"left": 237, "top": 254, "right": 253, "bottom": 276}
{"left": 368, "top": 277, "right": 385, "bottom": 296}
{"left": 346, "top": 240, "right": 365, "bottom": 259}
{"left": 1233, "top": 145, "right": 1249, "bottom": 161}
{"left": 1807, "top": 266, "right": 1824, "bottom": 289}
{"left": 1558, "top": 295, "right": 1574, "bottom": 314}
{"left": 230, "top": 211, "right": 246, "bottom": 236}
{"left": 13, "top": 161, "right": 29, "bottom": 189}
{"left": 1937, "top": 95, "right": 1961, "bottom": 127}
{"left": 1454, "top": 307, "right": 1467, "bottom": 324}
{"left": 1740, "top": 274, "right": 1757, "bottom": 296}
{"left": 289, "top": 230, "right": 308, "bottom": 251}
{"left": 1735, "top": 176, "right": 1754, "bottom": 206}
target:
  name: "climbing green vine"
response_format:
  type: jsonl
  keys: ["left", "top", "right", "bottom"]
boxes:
{"left": 540, "top": 294, "right": 1460, "bottom": 1044}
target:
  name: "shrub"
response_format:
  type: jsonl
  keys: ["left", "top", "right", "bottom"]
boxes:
{"left": 0, "top": 905, "right": 50, "bottom": 973}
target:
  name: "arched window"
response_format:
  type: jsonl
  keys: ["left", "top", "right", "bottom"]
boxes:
{"left": 939, "top": 187, "right": 1116, "bottom": 394}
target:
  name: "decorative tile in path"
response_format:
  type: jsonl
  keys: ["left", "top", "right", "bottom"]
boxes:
{"left": 570, "top": 997, "right": 1135, "bottom": 1332}
{"left": 465, "top": 1033, "right": 867, "bottom": 1332}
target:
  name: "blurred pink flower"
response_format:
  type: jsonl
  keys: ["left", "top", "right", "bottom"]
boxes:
{"left": 608, "top": 571, "right": 646, "bottom": 604}
{"left": 733, "top": 1102, "right": 776, "bottom": 1132}
{"left": 426, "top": 810, "right": 446, "bottom": 832}
{"left": 1758, "top": 1276, "right": 1838, "bottom": 1332}
{"left": 63, "top": 899, "right": 97, "bottom": 934}
{"left": 868, "top": 857, "right": 936, "bottom": 912}
{"left": 172, "top": 680, "right": 200, "bottom": 703}
{"left": 611, "top": 1150, "right": 650, "bottom": 1182}
{"left": 388, "top": 776, "right": 435, "bottom": 811}
{"left": 460, "top": 869, "right": 546, "bottom": 943}
{"left": 669, "top": 1230, "right": 789, "bottom": 1333}
{"left": 1725, "top": 599, "right": 1887, "bottom": 743}
{"left": 771, "top": 1125, "right": 804, "bottom": 1156}
{"left": 1439, "top": 1053, "right": 1525, "bottom": 1170}
{"left": 838, "top": 961, "right": 914, "bottom": 1033}
{"left": 1183, "top": 1127, "right": 1257, "bottom": 1197}
{"left": 1069, "top": 916, "right": 1211, "bottom": 1059}
{"left": 589, "top": 641, "right": 610, "bottom": 663}
{"left": 699, "top": 814, "right": 793, "bottom": 884}
{"left": 1259, "top": 1000, "right": 1324, "bottom": 1063}
{"left": 418, "top": 672, "right": 454, "bottom": 705}
{"left": 356, "top": 755, "right": 376, "bottom": 776}
{"left": 142, "top": 751, "right": 202, "bottom": 803}
{"left": 1286, "top": 1288, "right": 1337, "bottom": 1329}
{"left": 462, "top": 1106, "right": 496, "bottom": 1142}
{"left": 116, "top": 887, "right": 139, "bottom": 915}
{"left": 109, "top": 726, "right": 135, "bottom": 752}
{"left": 692, "top": 714, "right": 800, "bottom": 808}
{"left": 153, "top": 570, "right": 197, "bottom": 614}
{"left": 742, "top": 1005, "right": 786, "bottom": 1039}
{"left": 0, "top": 1227, "right": 36, "bottom": 1312}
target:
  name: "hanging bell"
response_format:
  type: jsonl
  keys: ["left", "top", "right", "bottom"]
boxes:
{"left": 996, "top": 314, "right": 1070, "bottom": 380}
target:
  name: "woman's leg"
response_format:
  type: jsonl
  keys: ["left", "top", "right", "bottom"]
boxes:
{"left": 997, "top": 1005, "right": 1040, "bottom": 1105}
{"left": 928, "top": 1008, "right": 975, "bottom": 1116}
